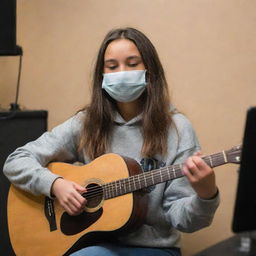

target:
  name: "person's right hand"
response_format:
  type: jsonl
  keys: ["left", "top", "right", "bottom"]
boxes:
{"left": 51, "top": 178, "right": 87, "bottom": 216}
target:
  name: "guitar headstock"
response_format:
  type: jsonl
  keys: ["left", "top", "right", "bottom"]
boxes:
{"left": 226, "top": 144, "right": 242, "bottom": 164}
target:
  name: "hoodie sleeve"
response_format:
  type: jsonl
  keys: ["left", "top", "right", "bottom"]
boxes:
{"left": 162, "top": 114, "right": 220, "bottom": 233}
{"left": 3, "top": 113, "right": 83, "bottom": 198}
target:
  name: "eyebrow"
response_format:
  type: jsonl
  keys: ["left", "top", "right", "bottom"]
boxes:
{"left": 104, "top": 55, "right": 142, "bottom": 63}
{"left": 104, "top": 59, "right": 116, "bottom": 64}
{"left": 126, "top": 56, "right": 142, "bottom": 61}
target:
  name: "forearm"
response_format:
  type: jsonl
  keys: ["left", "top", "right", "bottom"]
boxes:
{"left": 165, "top": 190, "right": 220, "bottom": 233}
{"left": 3, "top": 115, "right": 81, "bottom": 197}
{"left": 3, "top": 146, "right": 62, "bottom": 197}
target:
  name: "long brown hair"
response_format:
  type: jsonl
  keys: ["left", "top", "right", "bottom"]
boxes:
{"left": 79, "top": 27, "right": 172, "bottom": 160}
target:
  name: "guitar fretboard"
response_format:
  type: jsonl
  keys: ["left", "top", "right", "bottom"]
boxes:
{"left": 103, "top": 151, "right": 228, "bottom": 200}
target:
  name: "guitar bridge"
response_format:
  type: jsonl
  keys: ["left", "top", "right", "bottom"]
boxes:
{"left": 44, "top": 196, "right": 57, "bottom": 231}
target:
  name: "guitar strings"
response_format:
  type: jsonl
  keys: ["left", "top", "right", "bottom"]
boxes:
{"left": 86, "top": 150, "right": 240, "bottom": 199}
{"left": 84, "top": 153, "right": 234, "bottom": 200}
{"left": 84, "top": 152, "right": 236, "bottom": 199}
{"left": 83, "top": 152, "right": 235, "bottom": 200}
{"left": 84, "top": 167, "right": 183, "bottom": 200}
{"left": 84, "top": 149, "right": 242, "bottom": 198}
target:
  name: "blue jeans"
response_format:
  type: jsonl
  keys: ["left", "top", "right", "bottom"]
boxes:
{"left": 69, "top": 243, "right": 181, "bottom": 256}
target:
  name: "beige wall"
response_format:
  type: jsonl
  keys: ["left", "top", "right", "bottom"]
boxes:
{"left": 1, "top": 0, "right": 256, "bottom": 255}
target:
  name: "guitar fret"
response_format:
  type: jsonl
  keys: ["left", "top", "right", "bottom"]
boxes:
{"left": 121, "top": 181, "right": 124, "bottom": 194}
{"left": 208, "top": 155, "right": 213, "bottom": 167}
{"left": 222, "top": 151, "right": 228, "bottom": 163}
{"left": 105, "top": 184, "right": 108, "bottom": 199}
{"left": 107, "top": 184, "right": 111, "bottom": 199}
{"left": 116, "top": 181, "right": 119, "bottom": 197}
{"left": 132, "top": 176, "right": 137, "bottom": 190}
{"left": 104, "top": 185, "right": 108, "bottom": 199}
{"left": 143, "top": 172, "right": 147, "bottom": 188}
{"left": 118, "top": 180, "right": 123, "bottom": 195}
{"left": 137, "top": 176, "right": 141, "bottom": 189}
{"left": 160, "top": 169, "right": 163, "bottom": 183}
{"left": 119, "top": 180, "right": 123, "bottom": 195}
{"left": 132, "top": 176, "right": 136, "bottom": 190}
{"left": 128, "top": 177, "right": 131, "bottom": 193}
{"left": 173, "top": 166, "right": 177, "bottom": 178}
{"left": 122, "top": 180, "right": 126, "bottom": 194}
{"left": 108, "top": 182, "right": 116, "bottom": 199}
{"left": 179, "top": 164, "right": 183, "bottom": 175}
{"left": 167, "top": 166, "right": 171, "bottom": 180}
{"left": 116, "top": 180, "right": 120, "bottom": 196}
{"left": 151, "top": 172, "right": 154, "bottom": 185}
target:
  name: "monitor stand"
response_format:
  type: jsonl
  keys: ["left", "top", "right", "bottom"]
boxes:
{"left": 193, "top": 232, "right": 256, "bottom": 256}
{"left": 237, "top": 232, "right": 256, "bottom": 255}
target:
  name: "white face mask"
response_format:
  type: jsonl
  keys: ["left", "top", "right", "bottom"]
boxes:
{"left": 102, "top": 70, "right": 147, "bottom": 102}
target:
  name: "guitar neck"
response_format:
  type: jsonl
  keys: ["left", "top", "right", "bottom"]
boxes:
{"left": 103, "top": 151, "right": 229, "bottom": 200}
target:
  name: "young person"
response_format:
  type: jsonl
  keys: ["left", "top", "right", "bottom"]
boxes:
{"left": 3, "top": 28, "right": 219, "bottom": 256}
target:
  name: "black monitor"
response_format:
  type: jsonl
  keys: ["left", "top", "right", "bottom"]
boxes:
{"left": 0, "top": 0, "right": 21, "bottom": 56}
{"left": 232, "top": 107, "right": 256, "bottom": 233}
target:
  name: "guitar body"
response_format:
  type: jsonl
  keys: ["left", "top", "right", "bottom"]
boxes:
{"left": 7, "top": 145, "right": 241, "bottom": 256}
{"left": 7, "top": 153, "right": 147, "bottom": 256}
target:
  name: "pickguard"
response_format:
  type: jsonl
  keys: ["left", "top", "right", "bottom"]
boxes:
{"left": 60, "top": 208, "right": 103, "bottom": 235}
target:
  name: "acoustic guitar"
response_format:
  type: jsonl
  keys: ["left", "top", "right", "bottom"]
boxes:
{"left": 7, "top": 145, "right": 241, "bottom": 256}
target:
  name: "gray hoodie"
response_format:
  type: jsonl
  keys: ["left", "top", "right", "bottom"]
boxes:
{"left": 3, "top": 110, "right": 219, "bottom": 248}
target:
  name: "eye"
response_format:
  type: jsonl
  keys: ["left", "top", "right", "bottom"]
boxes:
{"left": 128, "top": 63, "right": 139, "bottom": 67}
{"left": 104, "top": 63, "right": 118, "bottom": 71}
{"left": 126, "top": 56, "right": 142, "bottom": 68}
{"left": 108, "top": 65, "right": 117, "bottom": 70}
{"left": 104, "top": 60, "right": 118, "bottom": 71}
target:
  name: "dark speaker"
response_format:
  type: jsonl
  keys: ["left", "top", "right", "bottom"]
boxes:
{"left": 0, "top": 0, "right": 21, "bottom": 55}
{"left": 0, "top": 110, "right": 48, "bottom": 256}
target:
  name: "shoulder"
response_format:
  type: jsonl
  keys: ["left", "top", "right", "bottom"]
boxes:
{"left": 168, "top": 105, "right": 193, "bottom": 132}
{"left": 170, "top": 111, "right": 200, "bottom": 152}
{"left": 50, "top": 111, "right": 86, "bottom": 136}
{"left": 171, "top": 111, "right": 194, "bottom": 134}
{"left": 71, "top": 111, "right": 86, "bottom": 125}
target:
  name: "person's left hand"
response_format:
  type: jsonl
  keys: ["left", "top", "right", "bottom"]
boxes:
{"left": 183, "top": 152, "right": 218, "bottom": 200}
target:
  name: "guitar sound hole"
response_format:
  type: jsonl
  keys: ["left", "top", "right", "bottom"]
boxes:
{"left": 84, "top": 183, "right": 103, "bottom": 209}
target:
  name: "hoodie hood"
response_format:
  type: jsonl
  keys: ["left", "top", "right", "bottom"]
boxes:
{"left": 113, "top": 111, "right": 143, "bottom": 126}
